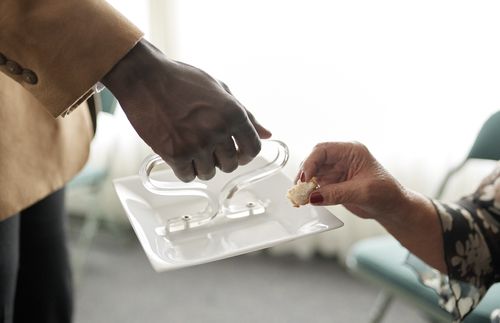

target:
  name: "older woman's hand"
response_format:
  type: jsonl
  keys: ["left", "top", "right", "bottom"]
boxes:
{"left": 299, "top": 141, "right": 446, "bottom": 272}
{"left": 299, "top": 142, "right": 409, "bottom": 222}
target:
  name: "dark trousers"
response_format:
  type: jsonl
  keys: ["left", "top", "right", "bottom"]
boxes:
{"left": 0, "top": 188, "right": 72, "bottom": 323}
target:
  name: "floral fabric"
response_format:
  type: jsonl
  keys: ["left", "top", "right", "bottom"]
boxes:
{"left": 411, "top": 162, "right": 500, "bottom": 322}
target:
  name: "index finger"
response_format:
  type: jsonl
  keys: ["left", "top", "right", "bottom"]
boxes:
{"left": 302, "top": 142, "right": 366, "bottom": 183}
{"left": 301, "top": 144, "right": 328, "bottom": 182}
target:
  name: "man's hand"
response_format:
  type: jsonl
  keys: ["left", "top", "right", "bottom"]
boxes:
{"left": 102, "top": 39, "right": 271, "bottom": 182}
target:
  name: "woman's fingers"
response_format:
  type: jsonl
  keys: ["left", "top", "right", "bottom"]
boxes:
{"left": 300, "top": 142, "right": 371, "bottom": 182}
{"left": 294, "top": 170, "right": 306, "bottom": 184}
{"left": 309, "top": 181, "right": 357, "bottom": 206}
{"left": 301, "top": 144, "right": 329, "bottom": 182}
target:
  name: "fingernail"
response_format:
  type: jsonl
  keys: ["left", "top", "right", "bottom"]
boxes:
{"left": 310, "top": 192, "right": 324, "bottom": 204}
{"left": 300, "top": 171, "right": 306, "bottom": 182}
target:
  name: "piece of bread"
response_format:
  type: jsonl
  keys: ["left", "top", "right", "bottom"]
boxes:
{"left": 286, "top": 177, "right": 319, "bottom": 207}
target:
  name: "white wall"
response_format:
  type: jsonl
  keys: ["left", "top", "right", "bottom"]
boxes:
{"left": 173, "top": 0, "right": 500, "bottom": 194}
{"left": 69, "top": 0, "right": 500, "bottom": 257}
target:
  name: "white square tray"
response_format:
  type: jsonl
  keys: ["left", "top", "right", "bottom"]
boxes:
{"left": 113, "top": 157, "right": 343, "bottom": 272}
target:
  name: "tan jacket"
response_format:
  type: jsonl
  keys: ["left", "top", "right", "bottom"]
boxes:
{"left": 0, "top": 0, "right": 143, "bottom": 220}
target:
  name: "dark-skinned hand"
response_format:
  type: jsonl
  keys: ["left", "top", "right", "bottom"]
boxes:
{"left": 103, "top": 39, "right": 271, "bottom": 182}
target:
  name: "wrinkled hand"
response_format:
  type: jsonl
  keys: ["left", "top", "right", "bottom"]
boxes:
{"left": 299, "top": 142, "right": 410, "bottom": 221}
{"left": 299, "top": 142, "right": 447, "bottom": 272}
{"left": 103, "top": 39, "right": 271, "bottom": 182}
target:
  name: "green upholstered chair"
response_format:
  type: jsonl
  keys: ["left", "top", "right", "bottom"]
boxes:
{"left": 435, "top": 111, "right": 500, "bottom": 199}
{"left": 68, "top": 88, "right": 119, "bottom": 282}
{"left": 68, "top": 89, "right": 118, "bottom": 187}
{"left": 346, "top": 111, "right": 500, "bottom": 323}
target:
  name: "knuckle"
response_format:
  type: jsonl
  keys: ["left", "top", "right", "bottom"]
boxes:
{"left": 250, "top": 139, "right": 262, "bottom": 157}
{"left": 180, "top": 176, "right": 195, "bottom": 183}
{"left": 171, "top": 163, "right": 195, "bottom": 183}
{"left": 240, "top": 141, "right": 261, "bottom": 163}
{"left": 324, "top": 189, "right": 338, "bottom": 203}
{"left": 314, "top": 142, "right": 329, "bottom": 150}
{"left": 170, "top": 156, "right": 189, "bottom": 165}
{"left": 221, "top": 161, "right": 238, "bottom": 173}
{"left": 224, "top": 102, "right": 247, "bottom": 123}
{"left": 238, "top": 155, "right": 253, "bottom": 166}
{"left": 326, "top": 183, "right": 352, "bottom": 203}
{"left": 219, "top": 81, "right": 231, "bottom": 92}
{"left": 198, "top": 169, "right": 216, "bottom": 181}
{"left": 224, "top": 148, "right": 237, "bottom": 159}
{"left": 167, "top": 139, "right": 215, "bottom": 163}
{"left": 169, "top": 147, "right": 191, "bottom": 163}
{"left": 221, "top": 143, "right": 237, "bottom": 157}
{"left": 176, "top": 172, "right": 195, "bottom": 183}
{"left": 352, "top": 141, "right": 369, "bottom": 153}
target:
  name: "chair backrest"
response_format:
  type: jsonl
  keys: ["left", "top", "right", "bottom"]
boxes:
{"left": 466, "top": 112, "right": 500, "bottom": 321}
{"left": 435, "top": 111, "right": 500, "bottom": 198}
{"left": 99, "top": 88, "right": 118, "bottom": 115}
{"left": 467, "top": 111, "right": 500, "bottom": 161}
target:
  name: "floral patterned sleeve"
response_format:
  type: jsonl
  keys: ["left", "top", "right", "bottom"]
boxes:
{"left": 408, "top": 162, "right": 500, "bottom": 322}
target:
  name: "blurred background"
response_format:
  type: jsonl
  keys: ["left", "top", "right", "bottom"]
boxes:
{"left": 66, "top": 1, "right": 500, "bottom": 322}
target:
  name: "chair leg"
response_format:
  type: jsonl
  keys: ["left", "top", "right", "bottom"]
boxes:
{"left": 72, "top": 208, "right": 101, "bottom": 285}
{"left": 368, "top": 291, "right": 394, "bottom": 323}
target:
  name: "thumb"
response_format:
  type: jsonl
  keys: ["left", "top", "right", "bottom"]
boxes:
{"left": 309, "top": 182, "right": 357, "bottom": 206}
{"left": 246, "top": 109, "right": 272, "bottom": 139}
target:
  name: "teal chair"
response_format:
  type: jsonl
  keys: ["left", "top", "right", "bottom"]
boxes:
{"left": 69, "top": 88, "right": 119, "bottom": 281}
{"left": 346, "top": 111, "right": 500, "bottom": 323}
{"left": 69, "top": 88, "right": 118, "bottom": 187}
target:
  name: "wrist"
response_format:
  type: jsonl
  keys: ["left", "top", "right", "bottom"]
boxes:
{"left": 378, "top": 189, "right": 435, "bottom": 230}
{"left": 380, "top": 189, "right": 446, "bottom": 271}
{"left": 101, "top": 38, "right": 161, "bottom": 101}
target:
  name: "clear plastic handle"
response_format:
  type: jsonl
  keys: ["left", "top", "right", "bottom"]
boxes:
{"left": 140, "top": 154, "right": 209, "bottom": 194}
{"left": 139, "top": 140, "right": 289, "bottom": 232}
{"left": 218, "top": 140, "right": 289, "bottom": 217}
{"left": 140, "top": 155, "right": 219, "bottom": 232}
